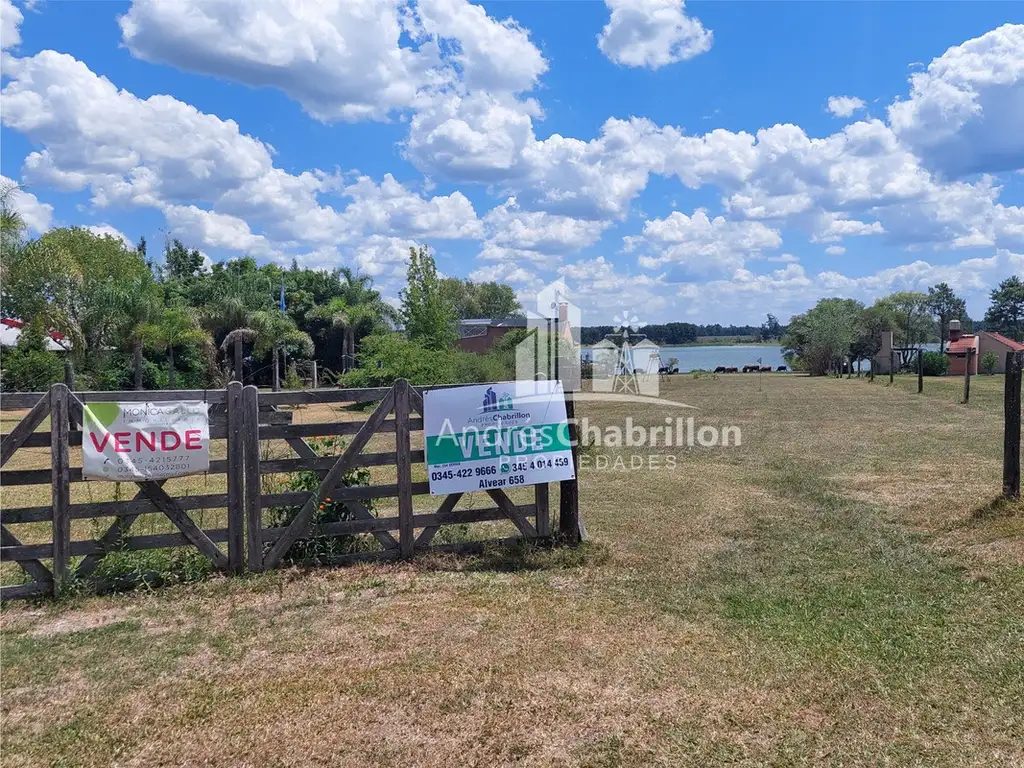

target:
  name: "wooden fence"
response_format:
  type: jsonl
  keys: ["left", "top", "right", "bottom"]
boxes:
{"left": 0, "top": 380, "right": 581, "bottom": 600}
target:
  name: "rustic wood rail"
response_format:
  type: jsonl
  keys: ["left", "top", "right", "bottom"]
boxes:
{"left": 0, "top": 380, "right": 582, "bottom": 600}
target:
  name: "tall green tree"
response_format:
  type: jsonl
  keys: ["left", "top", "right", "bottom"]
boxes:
{"left": 202, "top": 274, "right": 272, "bottom": 381}
{"left": 108, "top": 271, "right": 163, "bottom": 390}
{"left": 782, "top": 298, "right": 863, "bottom": 375}
{"left": 985, "top": 276, "right": 1024, "bottom": 341}
{"left": 440, "top": 278, "right": 522, "bottom": 319}
{"left": 1, "top": 227, "right": 149, "bottom": 369}
{"left": 401, "top": 246, "right": 456, "bottom": 350}
{"left": 249, "top": 309, "right": 314, "bottom": 390}
{"left": 927, "top": 282, "right": 967, "bottom": 352}
{"left": 140, "top": 307, "right": 211, "bottom": 389}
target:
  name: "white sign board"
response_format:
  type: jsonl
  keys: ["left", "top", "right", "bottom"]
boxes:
{"left": 82, "top": 401, "right": 210, "bottom": 481}
{"left": 423, "top": 380, "right": 575, "bottom": 496}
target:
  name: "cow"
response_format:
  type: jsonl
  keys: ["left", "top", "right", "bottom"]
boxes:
{"left": 742, "top": 365, "right": 758, "bottom": 373}
{"left": 714, "top": 366, "right": 727, "bottom": 373}
{"left": 760, "top": 366, "right": 772, "bottom": 372}
{"left": 776, "top": 365, "right": 787, "bottom": 372}
{"left": 725, "top": 367, "right": 739, "bottom": 373}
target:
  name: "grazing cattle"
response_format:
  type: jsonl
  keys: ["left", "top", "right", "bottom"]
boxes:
{"left": 776, "top": 365, "right": 787, "bottom": 372}
{"left": 742, "top": 365, "right": 758, "bottom": 373}
{"left": 760, "top": 366, "right": 772, "bottom": 372}
{"left": 714, "top": 366, "right": 727, "bottom": 373}
{"left": 725, "top": 367, "right": 739, "bottom": 373}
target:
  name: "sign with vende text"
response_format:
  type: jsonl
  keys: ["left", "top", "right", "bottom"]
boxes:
{"left": 423, "top": 380, "right": 575, "bottom": 495}
{"left": 82, "top": 401, "right": 210, "bottom": 481}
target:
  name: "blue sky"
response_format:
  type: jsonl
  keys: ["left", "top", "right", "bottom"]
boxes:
{"left": 2, "top": 0, "right": 1022, "bottom": 325}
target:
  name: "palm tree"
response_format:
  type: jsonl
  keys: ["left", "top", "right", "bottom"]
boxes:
{"left": 311, "top": 270, "right": 399, "bottom": 373}
{"left": 202, "top": 278, "right": 269, "bottom": 382}
{"left": 249, "top": 310, "right": 313, "bottom": 390}
{"left": 105, "top": 273, "right": 161, "bottom": 389}
{"left": 140, "top": 307, "right": 211, "bottom": 389}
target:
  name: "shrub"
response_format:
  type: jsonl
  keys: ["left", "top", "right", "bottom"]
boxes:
{"left": 921, "top": 350, "right": 949, "bottom": 376}
{"left": 266, "top": 436, "right": 375, "bottom": 564}
{"left": 0, "top": 345, "right": 65, "bottom": 392}
{"left": 981, "top": 351, "right": 999, "bottom": 374}
{"left": 342, "top": 333, "right": 456, "bottom": 388}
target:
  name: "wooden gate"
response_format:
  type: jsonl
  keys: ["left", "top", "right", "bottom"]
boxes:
{"left": 0, "top": 384, "right": 247, "bottom": 599}
{"left": 0, "top": 380, "right": 581, "bottom": 599}
{"left": 246, "top": 379, "right": 574, "bottom": 571}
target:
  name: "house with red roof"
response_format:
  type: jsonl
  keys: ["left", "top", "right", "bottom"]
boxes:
{"left": 0, "top": 318, "right": 70, "bottom": 353}
{"left": 945, "top": 320, "right": 1024, "bottom": 375}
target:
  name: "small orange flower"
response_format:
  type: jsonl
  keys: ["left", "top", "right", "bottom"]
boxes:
{"left": 325, "top": 497, "right": 332, "bottom": 502}
{"left": 318, "top": 504, "right": 325, "bottom": 510}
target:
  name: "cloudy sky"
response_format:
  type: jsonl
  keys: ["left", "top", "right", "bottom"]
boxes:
{"left": 1, "top": 0, "right": 1022, "bottom": 325}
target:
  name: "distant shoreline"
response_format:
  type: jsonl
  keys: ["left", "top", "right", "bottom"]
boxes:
{"left": 582, "top": 340, "right": 781, "bottom": 349}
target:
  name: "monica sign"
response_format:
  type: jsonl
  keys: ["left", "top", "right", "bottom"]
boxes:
{"left": 82, "top": 401, "right": 210, "bottom": 481}
{"left": 423, "top": 381, "right": 575, "bottom": 495}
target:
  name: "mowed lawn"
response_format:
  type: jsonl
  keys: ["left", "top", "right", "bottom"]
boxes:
{"left": 2, "top": 374, "right": 1023, "bottom": 766}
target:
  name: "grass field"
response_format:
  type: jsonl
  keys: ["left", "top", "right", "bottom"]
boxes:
{"left": 2, "top": 373, "right": 1023, "bottom": 766}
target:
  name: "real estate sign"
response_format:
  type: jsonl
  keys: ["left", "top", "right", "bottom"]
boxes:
{"left": 423, "top": 380, "right": 575, "bottom": 495}
{"left": 82, "top": 401, "right": 210, "bottom": 481}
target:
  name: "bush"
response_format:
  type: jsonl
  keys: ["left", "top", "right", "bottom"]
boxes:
{"left": 0, "top": 345, "right": 65, "bottom": 392}
{"left": 342, "top": 333, "right": 456, "bottom": 388}
{"left": 981, "top": 351, "right": 999, "bottom": 374}
{"left": 921, "top": 350, "right": 949, "bottom": 376}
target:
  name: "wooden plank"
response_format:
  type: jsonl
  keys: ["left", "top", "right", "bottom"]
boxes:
{"left": 414, "top": 492, "right": 463, "bottom": 549}
{"left": 394, "top": 380, "right": 415, "bottom": 558}
{"left": 242, "top": 386, "right": 263, "bottom": 572}
{"left": 257, "top": 418, "right": 421, "bottom": 440}
{"left": 1004, "top": 352, "right": 1023, "bottom": 499}
{"left": 257, "top": 482, "right": 431, "bottom": 509}
{"left": 559, "top": 394, "right": 582, "bottom": 544}
{"left": 256, "top": 387, "right": 394, "bottom": 406}
{"left": 963, "top": 348, "right": 974, "bottom": 404}
{"left": 0, "top": 525, "right": 53, "bottom": 583}
{"left": 535, "top": 483, "right": 551, "bottom": 537}
{"left": 1, "top": 390, "right": 230, "bottom": 410}
{"left": 50, "top": 384, "right": 71, "bottom": 591}
{"left": 137, "top": 481, "right": 229, "bottom": 568}
{"left": 244, "top": 451, "right": 421, "bottom": 475}
{"left": 226, "top": 381, "right": 245, "bottom": 572}
{"left": 0, "top": 582, "right": 52, "bottom": 601}
{"left": 0, "top": 393, "right": 51, "bottom": 467}
{"left": 262, "top": 386, "right": 397, "bottom": 569}
{"left": 408, "top": 386, "right": 425, "bottom": 417}
{"left": 2, "top": 493, "right": 230, "bottom": 524}
{"left": 487, "top": 489, "right": 538, "bottom": 539}
{"left": 263, "top": 507, "right": 531, "bottom": 543}
{"left": 3, "top": 528, "right": 232, "bottom": 560}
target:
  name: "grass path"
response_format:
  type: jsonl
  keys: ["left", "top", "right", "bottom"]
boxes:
{"left": 1, "top": 374, "right": 1022, "bottom": 765}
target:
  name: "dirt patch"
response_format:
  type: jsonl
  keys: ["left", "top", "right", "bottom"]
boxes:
{"left": 28, "top": 608, "right": 133, "bottom": 638}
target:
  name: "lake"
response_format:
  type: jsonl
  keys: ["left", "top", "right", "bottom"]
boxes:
{"left": 584, "top": 344, "right": 787, "bottom": 372}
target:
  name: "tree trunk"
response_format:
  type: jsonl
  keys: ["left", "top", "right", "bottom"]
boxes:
{"left": 272, "top": 346, "right": 281, "bottom": 391}
{"left": 346, "top": 328, "right": 356, "bottom": 372}
{"left": 133, "top": 339, "right": 144, "bottom": 390}
{"left": 168, "top": 347, "right": 176, "bottom": 390}
{"left": 234, "top": 338, "right": 243, "bottom": 383}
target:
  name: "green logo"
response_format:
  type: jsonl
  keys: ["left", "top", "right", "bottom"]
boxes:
{"left": 84, "top": 403, "right": 119, "bottom": 429}
{"left": 498, "top": 393, "right": 514, "bottom": 410}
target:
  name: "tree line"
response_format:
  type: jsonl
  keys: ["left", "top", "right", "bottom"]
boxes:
{"left": 781, "top": 282, "right": 1024, "bottom": 375}
{"left": 0, "top": 186, "right": 522, "bottom": 392}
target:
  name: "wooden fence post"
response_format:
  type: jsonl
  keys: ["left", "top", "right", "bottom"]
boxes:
{"left": 559, "top": 393, "right": 581, "bottom": 544}
{"left": 226, "top": 382, "right": 244, "bottom": 572}
{"left": 1004, "top": 352, "right": 1022, "bottom": 499}
{"left": 889, "top": 350, "right": 895, "bottom": 384}
{"left": 535, "top": 483, "right": 550, "bottom": 538}
{"left": 49, "top": 383, "right": 71, "bottom": 592}
{"left": 918, "top": 348, "right": 924, "bottom": 394}
{"left": 963, "top": 348, "right": 973, "bottom": 404}
{"left": 242, "top": 385, "right": 263, "bottom": 571}
{"left": 394, "top": 379, "right": 415, "bottom": 558}
{"left": 869, "top": 357, "right": 874, "bottom": 382}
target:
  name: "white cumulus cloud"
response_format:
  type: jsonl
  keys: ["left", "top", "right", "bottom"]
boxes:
{"left": 827, "top": 95, "right": 866, "bottom": 118}
{"left": 598, "top": 0, "right": 712, "bottom": 69}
